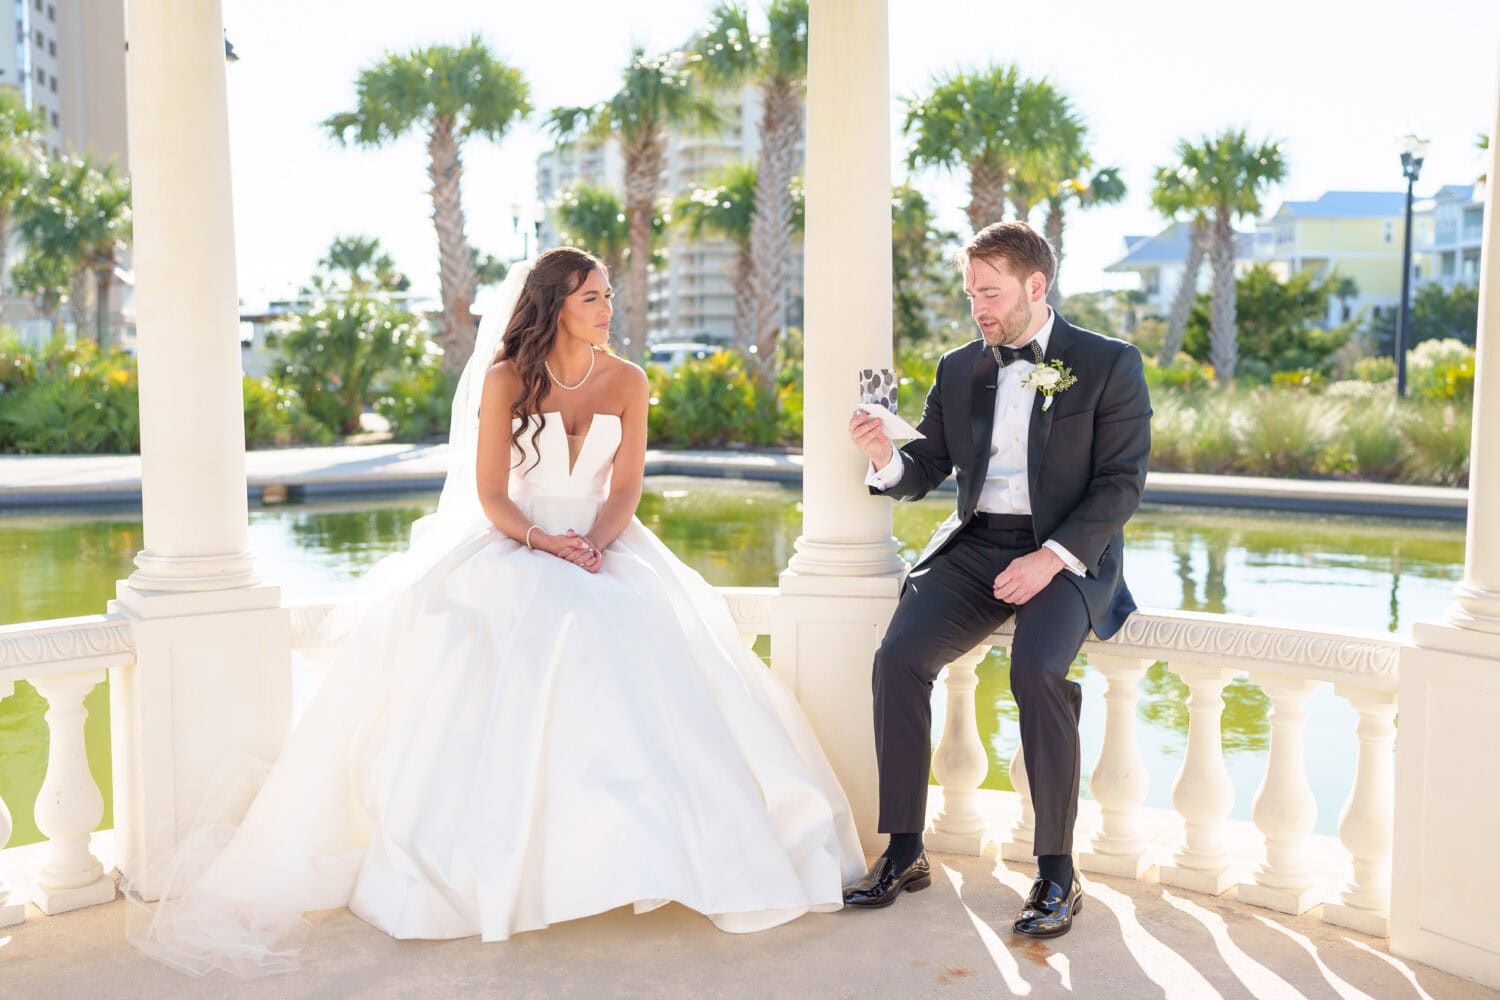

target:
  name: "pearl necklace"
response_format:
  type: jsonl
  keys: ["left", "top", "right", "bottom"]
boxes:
{"left": 544, "top": 349, "right": 596, "bottom": 391}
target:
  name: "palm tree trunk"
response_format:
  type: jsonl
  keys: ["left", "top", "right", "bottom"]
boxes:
{"left": 69, "top": 269, "right": 91, "bottom": 343}
{"left": 1012, "top": 195, "right": 1032, "bottom": 224}
{"left": 426, "top": 118, "right": 478, "bottom": 376}
{"left": 733, "top": 240, "right": 754, "bottom": 351}
{"left": 0, "top": 211, "right": 9, "bottom": 327}
{"left": 621, "top": 133, "right": 665, "bottom": 365}
{"left": 1044, "top": 199, "right": 1065, "bottom": 309}
{"left": 1207, "top": 208, "right": 1237, "bottom": 384}
{"left": 965, "top": 158, "right": 1008, "bottom": 233}
{"left": 1159, "top": 216, "right": 1207, "bottom": 365}
{"left": 748, "top": 77, "right": 801, "bottom": 390}
{"left": 94, "top": 264, "right": 113, "bottom": 350}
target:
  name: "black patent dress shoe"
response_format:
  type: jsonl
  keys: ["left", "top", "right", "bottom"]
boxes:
{"left": 1012, "top": 872, "right": 1083, "bottom": 938}
{"left": 842, "top": 850, "right": 932, "bottom": 908}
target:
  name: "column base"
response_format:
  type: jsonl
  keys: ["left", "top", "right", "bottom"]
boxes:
{"left": 1159, "top": 863, "right": 1235, "bottom": 896}
{"left": 0, "top": 899, "right": 24, "bottom": 927}
{"left": 1080, "top": 850, "right": 1158, "bottom": 882}
{"left": 127, "top": 549, "right": 260, "bottom": 594}
{"left": 926, "top": 826, "right": 990, "bottom": 857}
{"left": 1237, "top": 881, "right": 1318, "bottom": 915}
{"left": 1324, "top": 901, "right": 1390, "bottom": 938}
{"left": 1446, "top": 582, "right": 1500, "bottom": 635}
{"left": 999, "top": 836, "right": 1035, "bottom": 864}
{"left": 785, "top": 536, "right": 904, "bottom": 578}
{"left": 32, "top": 874, "right": 116, "bottom": 915}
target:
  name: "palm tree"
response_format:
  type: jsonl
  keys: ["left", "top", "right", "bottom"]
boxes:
{"left": 891, "top": 181, "right": 959, "bottom": 354}
{"left": 0, "top": 91, "right": 44, "bottom": 322}
{"left": 1478, "top": 133, "right": 1490, "bottom": 183}
{"left": 1007, "top": 79, "right": 1081, "bottom": 224}
{"left": 902, "top": 63, "right": 1024, "bottom": 232}
{"left": 1043, "top": 164, "right": 1125, "bottom": 308}
{"left": 70, "top": 160, "right": 133, "bottom": 349}
{"left": 324, "top": 36, "right": 531, "bottom": 375}
{"left": 320, "top": 235, "right": 409, "bottom": 294}
{"left": 1150, "top": 160, "right": 1211, "bottom": 365}
{"left": 549, "top": 181, "right": 667, "bottom": 327}
{"left": 551, "top": 51, "right": 720, "bottom": 364}
{"left": 12, "top": 157, "right": 80, "bottom": 334}
{"left": 1183, "top": 131, "right": 1286, "bottom": 383}
{"left": 688, "top": 0, "right": 807, "bottom": 375}
{"left": 673, "top": 161, "right": 804, "bottom": 358}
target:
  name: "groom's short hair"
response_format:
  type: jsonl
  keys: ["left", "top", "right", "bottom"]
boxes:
{"left": 959, "top": 222, "right": 1057, "bottom": 290}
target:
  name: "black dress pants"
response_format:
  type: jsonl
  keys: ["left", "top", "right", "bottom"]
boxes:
{"left": 872, "top": 514, "right": 1091, "bottom": 855}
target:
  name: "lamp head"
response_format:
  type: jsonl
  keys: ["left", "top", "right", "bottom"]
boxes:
{"left": 1398, "top": 133, "right": 1429, "bottom": 181}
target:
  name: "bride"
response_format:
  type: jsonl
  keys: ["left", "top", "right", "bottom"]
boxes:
{"left": 130, "top": 247, "right": 865, "bottom": 976}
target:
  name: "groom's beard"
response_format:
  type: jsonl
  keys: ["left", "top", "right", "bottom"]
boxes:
{"left": 979, "top": 297, "right": 1034, "bottom": 348}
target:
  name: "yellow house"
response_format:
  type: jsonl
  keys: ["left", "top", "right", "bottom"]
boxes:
{"left": 1258, "top": 190, "right": 1407, "bottom": 325}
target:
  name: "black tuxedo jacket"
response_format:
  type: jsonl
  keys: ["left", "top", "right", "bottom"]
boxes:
{"left": 872, "top": 315, "right": 1152, "bottom": 640}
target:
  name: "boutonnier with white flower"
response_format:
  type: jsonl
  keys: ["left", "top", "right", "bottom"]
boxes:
{"left": 1022, "top": 360, "right": 1077, "bottom": 412}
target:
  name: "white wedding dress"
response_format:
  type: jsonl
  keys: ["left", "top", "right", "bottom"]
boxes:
{"left": 129, "top": 265, "right": 865, "bottom": 977}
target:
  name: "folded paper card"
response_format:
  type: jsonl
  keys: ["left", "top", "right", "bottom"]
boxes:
{"left": 855, "top": 402, "right": 924, "bottom": 440}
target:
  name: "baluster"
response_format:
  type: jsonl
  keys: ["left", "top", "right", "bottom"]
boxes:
{"left": 1323, "top": 685, "right": 1396, "bottom": 937}
{"left": 1239, "top": 676, "right": 1320, "bottom": 913}
{"left": 1159, "top": 663, "right": 1238, "bottom": 895}
{"left": 30, "top": 671, "right": 116, "bottom": 914}
{"left": 1080, "top": 655, "right": 1157, "bottom": 880}
{"left": 0, "top": 680, "right": 24, "bottom": 927}
{"left": 999, "top": 742, "right": 1038, "bottom": 863}
{"left": 738, "top": 631, "right": 759, "bottom": 651}
{"left": 927, "top": 646, "right": 990, "bottom": 854}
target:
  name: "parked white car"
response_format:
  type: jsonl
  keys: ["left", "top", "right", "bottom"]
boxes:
{"left": 646, "top": 342, "right": 727, "bottom": 370}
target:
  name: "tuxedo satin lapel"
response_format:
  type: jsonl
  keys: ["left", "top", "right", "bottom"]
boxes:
{"left": 967, "top": 343, "right": 998, "bottom": 513}
{"left": 1027, "top": 316, "right": 1075, "bottom": 490}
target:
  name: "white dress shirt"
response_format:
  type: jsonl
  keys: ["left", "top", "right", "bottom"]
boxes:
{"left": 866, "top": 309, "right": 1086, "bottom": 577}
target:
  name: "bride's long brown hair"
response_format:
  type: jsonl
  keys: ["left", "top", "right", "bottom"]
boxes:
{"left": 492, "top": 247, "right": 608, "bottom": 470}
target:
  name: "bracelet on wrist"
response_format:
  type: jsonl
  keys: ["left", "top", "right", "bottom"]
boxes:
{"left": 525, "top": 524, "right": 541, "bottom": 550}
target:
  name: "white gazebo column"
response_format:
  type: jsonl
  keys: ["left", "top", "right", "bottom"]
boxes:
{"left": 1391, "top": 70, "right": 1500, "bottom": 991}
{"left": 771, "top": 0, "right": 904, "bottom": 850}
{"left": 109, "top": 0, "right": 290, "bottom": 900}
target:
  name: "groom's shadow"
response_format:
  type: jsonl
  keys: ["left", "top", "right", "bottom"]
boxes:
{"left": 946, "top": 853, "right": 1170, "bottom": 999}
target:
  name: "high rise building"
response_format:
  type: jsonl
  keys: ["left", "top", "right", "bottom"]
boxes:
{"left": 534, "top": 82, "right": 805, "bottom": 348}
{"left": 1, "top": 0, "right": 126, "bottom": 163}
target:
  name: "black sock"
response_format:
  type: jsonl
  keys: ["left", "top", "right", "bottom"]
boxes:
{"left": 1037, "top": 854, "right": 1073, "bottom": 888}
{"left": 887, "top": 832, "right": 924, "bottom": 871}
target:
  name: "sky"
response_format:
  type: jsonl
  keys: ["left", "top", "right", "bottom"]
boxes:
{"left": 219, "top": 0, "right": 1500, "bottom": 308}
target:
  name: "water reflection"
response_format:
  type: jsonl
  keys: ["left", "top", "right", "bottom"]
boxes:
{"left": 0, "top": 483, "right": 1465, "bottom": 845}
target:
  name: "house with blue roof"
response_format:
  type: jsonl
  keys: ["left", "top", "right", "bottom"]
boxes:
{"left": 1413, "top": 183, "right": 1485, "bottom": 293}
{"left": 1103, "top": 221, "right": 1259, "bottom": 319}
{"left": 1257, "top": 190, "right": 1407, "bottom": 326}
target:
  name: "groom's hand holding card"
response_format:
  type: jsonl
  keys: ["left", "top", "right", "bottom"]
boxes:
{"left": 856, "top": 368, "right": 924, "bottom": 440}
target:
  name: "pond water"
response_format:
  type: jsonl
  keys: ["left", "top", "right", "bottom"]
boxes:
{"left": 0, "top": 480, "right": 1465, "bottom": 847}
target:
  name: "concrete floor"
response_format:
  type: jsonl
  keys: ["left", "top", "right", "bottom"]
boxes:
{"left": 3, "top": 851, "right": 1496, "bottom": 1000}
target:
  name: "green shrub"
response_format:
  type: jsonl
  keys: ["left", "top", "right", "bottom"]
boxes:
{"left": 1183, "top": 395, "right": 1242, "bottom": 474}
{"left": 272, "top": 294, "right": 430, "bottom": 435}
{"left": 648, "top": 351, "right": 779, "bottom": 448}
{"left": 1237, "top": 389, "right": 1336, "bottom": 477}
{"left": 1328, "top": 398, "right": 1406, "bottom": 480}
{"left": 0, "top": 339, "right": 139, "bottom": 454}
{"left": 1354, "top": 355, "right": 1396, "bottom": 383}
{"left": 1406, "top": 338, "right": 1475, "bottom": 402}
{"left": 1145, "top": 391, "right": 1197, "bottom": 471}
{"left": 243, "top": 376, "right": 332, "bottom": 448}
{"left": 376, "top": 365, "right": 457, "bottom": 442}
{"left": 1143, "top": 353, "right": 1215, "bottom": 393}
{"left": 1401, "top": 402, "right": 1470, "bottom": 486}
{"left": 1270, "top": 369, "right": 1325, "bottom": 391}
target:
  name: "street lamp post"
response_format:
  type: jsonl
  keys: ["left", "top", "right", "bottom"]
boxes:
{"left": 1395, "top": 133, "right": 1428, "bottom": 397}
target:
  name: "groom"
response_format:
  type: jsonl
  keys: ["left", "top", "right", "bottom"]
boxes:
{"left": 842, "top": 221, "right": 1151, "bottom": 938}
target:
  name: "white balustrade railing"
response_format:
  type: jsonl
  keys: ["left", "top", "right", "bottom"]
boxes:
{"left": 924, "top": 608, "right": 1401, "bottom": 936}
{"left": 2, "top": 596, "right": 1401, "bottom": 937}
{"left": 0, "top": 615, "right": 134, "bottom": 923}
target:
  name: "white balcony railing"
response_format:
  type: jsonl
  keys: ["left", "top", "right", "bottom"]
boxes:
{"left": 0, "top": 593, "right": 1399, "bottom": 938}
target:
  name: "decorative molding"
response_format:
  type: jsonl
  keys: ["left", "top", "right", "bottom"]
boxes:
{"left": 0, "top": 616, "right": 134, "bottom": 673}
{"left": 718, "top": 587, "right": 775, "bottom": 637}
{"left": 289, "top": 604, "right": 335, "bottom": 647}
{"left": 984, "top": 610, "right": 1401, "bottom": 683}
